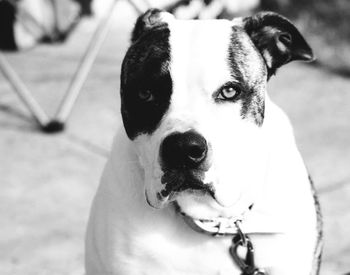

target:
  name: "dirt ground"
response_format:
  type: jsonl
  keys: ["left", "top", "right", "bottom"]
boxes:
{"left": 0, "top": 2, "right": 349, "bottom": 275}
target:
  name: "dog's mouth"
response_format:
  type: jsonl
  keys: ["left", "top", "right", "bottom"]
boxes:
{"left": 157, "top": 169, "right": 215, "bottom": 203}
{"left": 149, "top": 171, "right": 254, "bottom": 235}
{"left": 174, "top": 202, "right": 245, "bottom": 236}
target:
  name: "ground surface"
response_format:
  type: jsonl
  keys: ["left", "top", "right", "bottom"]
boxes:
{"left": 0, "top": 2, "right": 349, "bottom": 275}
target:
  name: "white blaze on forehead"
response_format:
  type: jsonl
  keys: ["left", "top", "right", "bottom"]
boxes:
{"left": 168, "top": 19, "right": 234, "bottom": 111}
{"left": 157, "top": 19, "right": 268, "bottom": 214}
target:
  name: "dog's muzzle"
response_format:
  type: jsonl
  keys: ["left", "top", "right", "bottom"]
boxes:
{"left": 158, "top": 130, "right": 213, "bottom": 198}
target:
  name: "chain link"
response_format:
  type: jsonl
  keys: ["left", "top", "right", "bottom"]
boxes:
{"left": 229, "top": 228, "right": 268, "bottom": 275}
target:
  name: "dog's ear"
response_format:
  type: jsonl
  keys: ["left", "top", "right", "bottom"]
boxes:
{"left": 131, "top": 9, "right": 174, "bottom": 43}
{"left": 242, "top": 12, "right": 314, "bottom": 77}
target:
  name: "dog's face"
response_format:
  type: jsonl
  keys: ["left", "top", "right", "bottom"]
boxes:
{"left": 120, "top": 10, "right": 313, "bottom": 220}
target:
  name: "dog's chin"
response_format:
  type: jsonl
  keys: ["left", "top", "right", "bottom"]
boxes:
{"left": 174, "top": 191, "right": 245, "bottom": 221}
{"left": 145, "top": 179, "right": 245, "bottom": 216}
{"left": 146, "top": 187, "right": 244, "bottom": 222}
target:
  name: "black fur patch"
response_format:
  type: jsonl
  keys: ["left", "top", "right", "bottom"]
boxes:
{"left": 228, "top": 27, "right": 266, "bottom": 126}
{"left": 243, "top": 12, "right": 314, "bottom": 78}
{"left": 131, "top": 9, "right": 165, "bottom": 43}
{"left": 0, "top": 1, "right": 17, "bottom": 51}
{"left": 120, "top": 24, "right": 172, "bottom": 139}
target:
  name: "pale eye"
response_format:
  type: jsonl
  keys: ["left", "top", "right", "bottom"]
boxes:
{"left": 217, "top": 85, "right": 241, "bottom": 101}
{"left": 138, "top": 90, "right": 154, "bottom": 101}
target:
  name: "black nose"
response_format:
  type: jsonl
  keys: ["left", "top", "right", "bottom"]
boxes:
{"left": 160, "top": 130, "right": 208, "bottom": 169}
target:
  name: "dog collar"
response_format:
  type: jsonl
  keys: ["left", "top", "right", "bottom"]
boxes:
{"left": 181, "top": 213, "right": 279, "bottom": 275}
{"left": 180, "top": 210, "right": 286, "bottom": 237}
{"left": 182, "top": 214, "right": 271, "bottom": 275}
{"left": 182, "top": 214, "right": 244, "bottom": 236}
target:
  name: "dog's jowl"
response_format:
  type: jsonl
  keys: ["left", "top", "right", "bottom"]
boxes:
{"left": 86, "top": 9, "right": 322, "bottom": 275}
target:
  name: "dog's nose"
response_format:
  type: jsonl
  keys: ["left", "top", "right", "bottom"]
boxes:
{"left": 160, "top": 130, "right": 208, "bottom": 169}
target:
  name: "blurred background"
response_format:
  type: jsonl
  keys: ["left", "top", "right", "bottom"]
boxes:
{"left": 0, "top": 0, "right": 349, "bottom": 274}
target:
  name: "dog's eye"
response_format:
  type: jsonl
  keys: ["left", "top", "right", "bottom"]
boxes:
{"left": 217, "top": 85, "right": 241, "bottom": 101}
{"left": 138, "top": 90, "right": 154, "bottom": 102}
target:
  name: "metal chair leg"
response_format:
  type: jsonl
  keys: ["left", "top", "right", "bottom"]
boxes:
{"left": 53, "top": 0, "right": 119, "bottom": 125}
{"left": 0, "top": 0, "right": 140, "bottom": 133}
{"left": 0, "top": 52, "right": 52, "bottom": 130}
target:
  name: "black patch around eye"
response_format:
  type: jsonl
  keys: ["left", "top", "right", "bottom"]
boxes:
{"left": 120, "top": 26, "right": 172, "bottom": 139}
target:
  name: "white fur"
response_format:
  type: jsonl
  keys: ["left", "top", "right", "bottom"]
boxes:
{"left": 86, "top": 15, "right": 318, "bottom": 275}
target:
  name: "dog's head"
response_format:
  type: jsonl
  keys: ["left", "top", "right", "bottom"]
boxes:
{"left": 120, "top": 9, "right": 313, "bottom": 220}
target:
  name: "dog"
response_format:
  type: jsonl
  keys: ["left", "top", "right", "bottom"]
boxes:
{"left": 85, "top": 9, "right": 322, "bottom": 275}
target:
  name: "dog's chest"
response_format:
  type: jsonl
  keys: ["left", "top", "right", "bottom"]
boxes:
{"left": 118, "top": 233, "right": 239, "bottom": 275}
{"left": 112, "top": 224, "right": 301, "bottom": 275}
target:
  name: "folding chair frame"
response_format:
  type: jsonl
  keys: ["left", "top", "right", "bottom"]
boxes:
{"left": 0, "top": 0, "right": 146, "bottom": 133}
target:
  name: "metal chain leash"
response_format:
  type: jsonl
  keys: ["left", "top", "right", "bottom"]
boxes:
{"left": 229, "top": 221, "right": 268, "bottom": 275}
